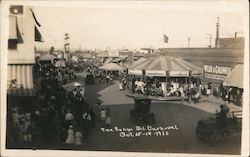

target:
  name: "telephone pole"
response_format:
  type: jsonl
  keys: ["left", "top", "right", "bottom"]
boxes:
{"left": 206, "top": 34, "right": 212, "bottom": 48}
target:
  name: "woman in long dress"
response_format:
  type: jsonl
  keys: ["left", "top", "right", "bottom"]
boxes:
{"left": 75, "top": 130, "right": 83, "bottom": 145}
{"left": 65, "top": 125, "right": 75, "bottom": 144}
{"left": 105, "top": 108, "right": 111, "bottom": 127}
{"left": 100, "top": 107, "right": 106, "bottom": 121}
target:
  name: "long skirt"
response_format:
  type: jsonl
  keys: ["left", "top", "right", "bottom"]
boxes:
{"left": 106, "top": 117, "right": 111, "bottom": 125}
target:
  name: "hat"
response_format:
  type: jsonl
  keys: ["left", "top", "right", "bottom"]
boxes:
{"left": 69, "top": 125, "right": 73, "bottom": 129}
{"left": 220, "top": 105, "right": 224, "bottom": 108}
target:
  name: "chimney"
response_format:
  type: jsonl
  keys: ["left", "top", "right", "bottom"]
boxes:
{"left": 215, "top": 17, "right": 220, "bottom": 48}
{"left": 235, "top": 32, "right": 237, "bottom": 38}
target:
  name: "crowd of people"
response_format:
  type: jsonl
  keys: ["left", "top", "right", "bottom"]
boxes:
{"left": 214, "top": 83, "right": 243, "bottom": 106}
{"left": 125, "top": 76, "right": 205, "bottom": 103}
{"left": 123, "top": 75, "right": 243, "bottom": 106}
{"left": 7, "top": 63, "right": 112, "bottom": 148}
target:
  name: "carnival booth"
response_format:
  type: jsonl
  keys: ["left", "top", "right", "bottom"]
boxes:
{"left": 223, "top": 64, "right": 244, "bottom": 106}
{"left": 127, "top": 55, "right": 202, "bottom": 100}
{"left": 98, "top": 62, "right": 125, "bottom": 77}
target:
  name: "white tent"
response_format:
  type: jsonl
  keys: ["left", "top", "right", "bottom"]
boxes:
{"left": 223, "top": 64, "right": 244, "bottom": 88}
{"left": 99, "top": 63, "right": 124, "bottom": 71}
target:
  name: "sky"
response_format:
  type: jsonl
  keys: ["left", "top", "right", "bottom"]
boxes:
{"left": 32, "top": 1, "right": 247, "bottom": 51}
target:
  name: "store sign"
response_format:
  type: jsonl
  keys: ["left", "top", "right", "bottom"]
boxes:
{"left": 145, "top": 70, "right": 166, "bottom": 77}
{"left": 128, "top": 70, "right": 142, "bottom": 75}
{"left": 204, "top": 65, "right": 231, "bottom": 75}
{"left": 191, "top": 70, "right": 202, "bottom": 76}
{"left": 204, "top": 73, "right": 227, "bottom": 80}
{"left": 169, "top": 71, "right": 189, "bottom": 77}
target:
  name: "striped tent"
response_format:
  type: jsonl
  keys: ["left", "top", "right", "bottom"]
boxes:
{"left": 7, "top": 65, "right": 36, "bottom": 96}
{"left": 223, "top": 64, "right": 244, "bottom": 88}
{"left": 128, "top": 55, "right": 202, "bottom": 77}
{"left": 128, "top": 58, "right": 148, "bottom": 75}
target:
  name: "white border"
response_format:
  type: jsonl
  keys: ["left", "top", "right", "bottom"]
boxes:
{"left": 1, "top": 1, "right": 249, "bottom": 157}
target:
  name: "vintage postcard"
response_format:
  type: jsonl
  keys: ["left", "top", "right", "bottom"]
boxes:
{"left": 0, "top": 0, "right": 249, "bottom": 157}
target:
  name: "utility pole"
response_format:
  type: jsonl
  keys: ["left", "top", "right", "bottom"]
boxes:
{"left": 206, "top": 34, "right": 212, "bottom": 48}
{"left": 187, "top": 37, "right": 191, "bottom": 48}
{"left": 215, "top": 17, "right": 220, "bottom": 48}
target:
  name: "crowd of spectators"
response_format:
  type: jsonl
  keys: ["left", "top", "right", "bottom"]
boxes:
{"left": 213, "top": 83, "right": 243, "bottom": 106}
{"left": 126, "top": 76, "right": 204, "bottom": 103}
{"left": 7, "top": 64, "right": 109, "bottom": 148}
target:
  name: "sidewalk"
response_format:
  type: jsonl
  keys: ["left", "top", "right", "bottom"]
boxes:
{"left": 200, "top": 94, "right": 242, "bottom": 111}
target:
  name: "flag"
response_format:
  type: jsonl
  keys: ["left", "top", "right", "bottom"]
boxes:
{"left": 163, "top": 34, "right": 168, "bottom": 43}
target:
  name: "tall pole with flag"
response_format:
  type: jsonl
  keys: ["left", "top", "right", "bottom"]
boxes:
{"left": 163, "top": 34, "right": 168, "bottom": 44}
{"left": 163, "top": 33, "right": 168, "bottom": 83}
{"left": 64, "top": 33, "right": 70, "bottom": 63}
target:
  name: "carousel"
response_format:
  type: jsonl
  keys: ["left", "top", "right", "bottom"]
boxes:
{"left": 126, "top": 55, "right": 202, "bottom": 124}
{"left": 127, "top": 55, "right": 203, "bottom": 100}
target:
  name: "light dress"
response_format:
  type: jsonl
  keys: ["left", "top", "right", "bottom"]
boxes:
{"left": 66, "top": 129, "right": 75, "bottom": 144}
{"left": 75, "top": 131, "right": 83, "bottom": 145}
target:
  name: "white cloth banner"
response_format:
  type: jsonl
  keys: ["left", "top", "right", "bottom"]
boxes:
{"left": 169, "top": 71, "right": 189, "bottom": 77}
{"left": 145, "top": 70, "right": 166, "bottom": 77}
{"left": 128, "top": 69, "right": 142, "bottom": 75}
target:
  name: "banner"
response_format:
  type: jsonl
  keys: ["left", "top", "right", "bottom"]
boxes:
{"left": 169, "top": 71, "right": 189, "bottom": 77}
{"left": 128, "top": 70, "right": 142, "bottom": 75}
{"left": 204, "top": 73, "right": 227, "bottom": 80}
{"left": 145, "top": 70, "right": 166, "bottom": 77}
{"left": 204, "top": 65, "right": 231, "bottom": 75}
{"left": 191, "top": 70, "right": 203, "bottom": 76}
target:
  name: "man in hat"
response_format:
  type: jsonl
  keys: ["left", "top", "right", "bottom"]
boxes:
{"left": 217, "top": 104, "right": 227, "bottom": 129}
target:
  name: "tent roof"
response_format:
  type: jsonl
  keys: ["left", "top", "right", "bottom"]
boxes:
{"left": 223, "top": 64, "right": 244, "bottom": 88}
{"left": 129, "top": 55, "right": 201, "bottom": 72}
{"left": 39, "top": 54, "right": 55, "bottom": 61}
{"left": 99, "top": 62, "right": 123, "bottom": 71}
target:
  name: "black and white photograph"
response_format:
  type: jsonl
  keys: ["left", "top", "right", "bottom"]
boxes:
{"left": 0, "top": 1, "right": 249, "bottom": 157}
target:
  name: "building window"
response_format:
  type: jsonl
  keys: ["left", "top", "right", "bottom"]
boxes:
{"left": 9, "top": 5, "right": 24, "bottom": 15}
{"left": 8, "top": 39, "right": 18, "bottom": 49}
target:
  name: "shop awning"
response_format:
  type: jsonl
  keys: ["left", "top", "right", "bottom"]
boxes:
{"left": 9, "top": 15, "right": 17, "bottom": 39}
{"left": 7, "top": 65, "right": 35, "bottom": 96}
{"left": 223, "top": 64, "right": 244, "bottom": 88}
{"left": 9, "top": 15, "right": 23, "bottom": 43}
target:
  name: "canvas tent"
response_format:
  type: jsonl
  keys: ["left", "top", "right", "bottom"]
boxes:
{"left": 128, "top": 55, "right": 202, "bottom": 77}
{"left": 99, "top": 63, "right": 124, "bottom": 71}
{"left": 223, "top": 64, "right": 244, "bottom": 88}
